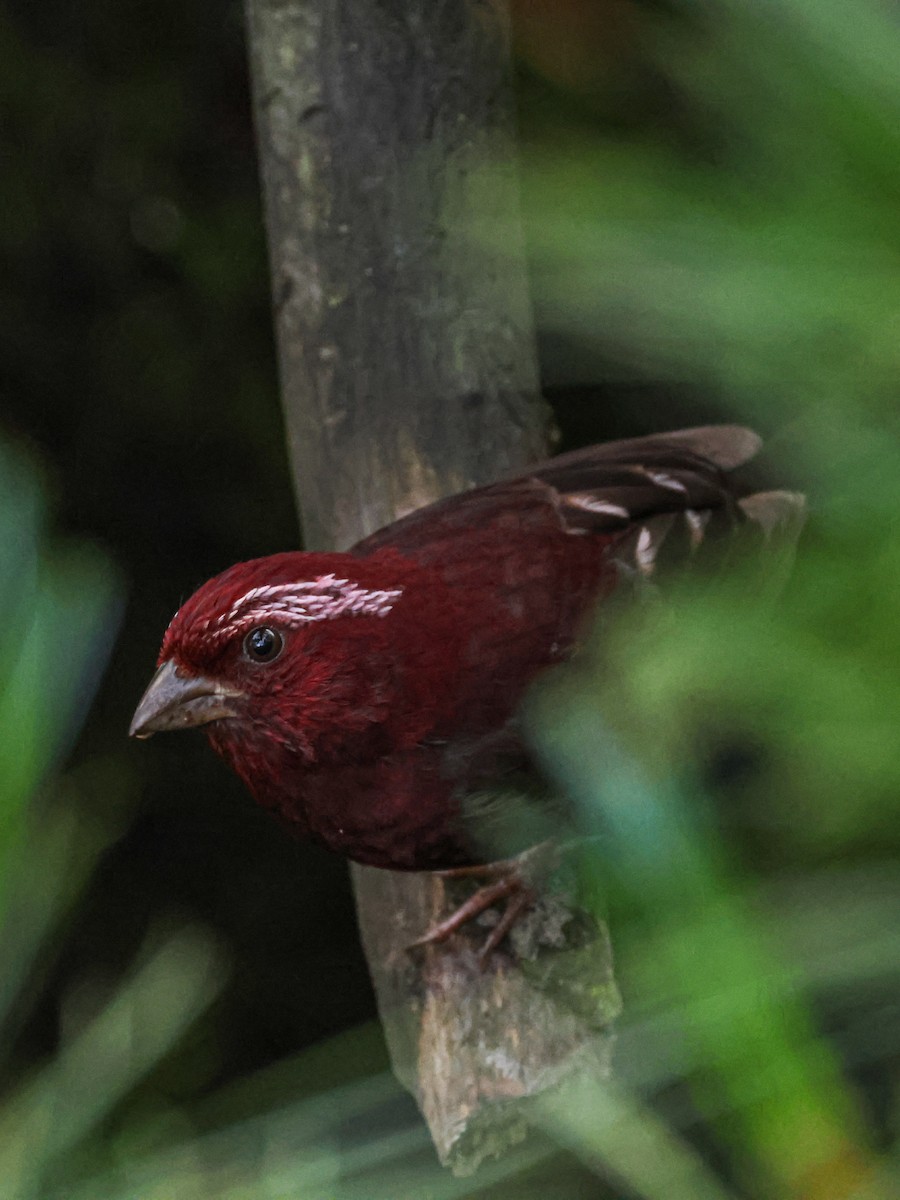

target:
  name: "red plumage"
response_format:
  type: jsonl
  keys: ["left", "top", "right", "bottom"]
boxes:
{"left": 131, "top": 427, "right": 801, "bottom": 873}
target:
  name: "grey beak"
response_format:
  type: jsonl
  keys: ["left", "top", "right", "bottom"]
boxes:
{"left": 129, "top": 659, "right": 244, "bottom": 739}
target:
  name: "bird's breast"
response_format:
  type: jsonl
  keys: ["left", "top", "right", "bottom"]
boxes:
{"left": 267, "top": 750, "right": 476, "bottom": 871}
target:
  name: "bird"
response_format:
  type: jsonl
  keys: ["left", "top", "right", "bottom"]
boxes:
{"left": 130, "top": 426, "right": 803, "bottom": 953}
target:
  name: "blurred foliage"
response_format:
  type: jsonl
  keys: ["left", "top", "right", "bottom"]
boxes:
{"left": 521, "top": 1, "right": 900, "bottom": 1196}
{"left": 521, "top": 0, "right": 900, "bottom": 860}
{"left": 1, "top": 0, "right": 898, "bottom": 1197}
{"left": 0, "top": 440, "right": 119, "bottom": 889}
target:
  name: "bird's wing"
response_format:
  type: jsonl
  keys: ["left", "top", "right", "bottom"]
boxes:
{"left": 352, "top": 425, "right": 803, "bottom": 576}
{"left": 531, "top": 427, "right": 805, "bottom": 583}
{"left": 528, "top": 425, "right": 754, "bottom": 538}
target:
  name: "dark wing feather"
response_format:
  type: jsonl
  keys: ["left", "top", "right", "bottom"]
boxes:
{"left": 352, "top": 425, "right": 776, "bottom": 565}
{"left": 528, "top": 424, "right": 759, "bottom": 537}
{"left": 533, "top": 424, "right": 761, "bottom": 476}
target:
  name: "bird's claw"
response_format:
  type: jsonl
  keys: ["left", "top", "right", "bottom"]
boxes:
{"left": 411, "top": 848, "right": 554, "bottom": 964}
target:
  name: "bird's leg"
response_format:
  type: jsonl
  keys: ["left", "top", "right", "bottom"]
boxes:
{"left": 432, "top": 857, "right": 521, "bottom": 881}
{"left": 412, "top": 871, "right": 527, "bottom": 946}
{"left": 476, "top": 885, "right": 535, "bottom": 961}
{"left": 411, "top": 843, "right": 556, "bottom": 963}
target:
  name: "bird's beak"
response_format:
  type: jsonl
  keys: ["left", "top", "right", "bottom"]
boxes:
{"left": 129, "top": 659, "right": 244, "bottom": 739}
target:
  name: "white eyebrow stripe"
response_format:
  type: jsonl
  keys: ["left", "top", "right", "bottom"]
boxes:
{"left": 207, "top": 574, "right": 404, "bottom": 640}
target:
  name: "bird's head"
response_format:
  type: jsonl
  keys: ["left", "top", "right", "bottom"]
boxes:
{"left": 129, "top": 551, "right": 408, "bottom": 768}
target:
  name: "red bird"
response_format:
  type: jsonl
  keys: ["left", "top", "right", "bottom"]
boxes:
{"left": 130, "top": 428, "right": 800, "bottom": 945}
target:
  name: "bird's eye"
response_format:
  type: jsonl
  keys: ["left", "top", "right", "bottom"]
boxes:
{"left": 243, "top": 626, "right": 284, "bottom": 663}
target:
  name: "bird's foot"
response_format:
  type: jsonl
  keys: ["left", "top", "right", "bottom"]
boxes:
{"left": 411, "top": 844, "right": 556, "bottom": 965}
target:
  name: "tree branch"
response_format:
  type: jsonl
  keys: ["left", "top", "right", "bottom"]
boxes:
{"left": 245, "top": 0, "right": 619, "bottom": 1172}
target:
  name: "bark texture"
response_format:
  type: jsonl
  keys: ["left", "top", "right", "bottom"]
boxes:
{"left": 245, "top": 0, "right": 547, "bottom": 552}
{"left": 245, "top": 0, "right": 619, "bottom": 1173}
